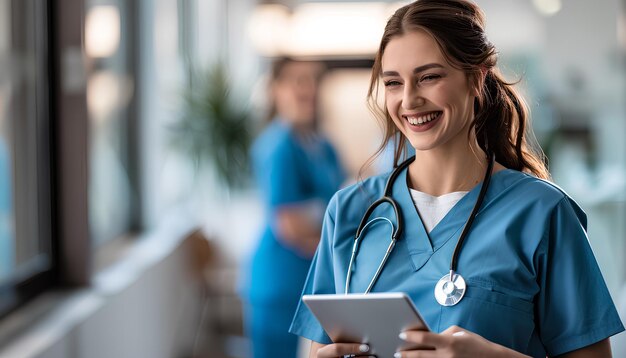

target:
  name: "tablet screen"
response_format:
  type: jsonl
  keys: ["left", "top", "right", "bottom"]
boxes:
{"left": 303, "top": 292, "right": 429, "bottom": 357}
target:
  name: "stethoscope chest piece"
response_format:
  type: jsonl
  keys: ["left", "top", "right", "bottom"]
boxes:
{"left": 434, "top": 272, "right": 466, "bottom": 306}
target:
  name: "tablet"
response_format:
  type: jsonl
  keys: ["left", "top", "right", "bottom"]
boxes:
{"left": 302, "top": 292, "right": 430, "bottom": 357}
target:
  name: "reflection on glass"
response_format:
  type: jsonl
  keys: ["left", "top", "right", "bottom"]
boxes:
{"left": 86, "top": 2, "right": 135, "bottom": 248}
{"left": 0, "top": 80, "right": 15, "bottom": 286}
{"left": 88, "top": 70, "right": 134, "bottom": 246}
{"left": 0, "top": 0, "right": 14, "bottom": 287}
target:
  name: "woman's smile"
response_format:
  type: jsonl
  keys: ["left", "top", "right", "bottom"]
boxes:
{"left": 402, "top": 111, "right": 443, "bottom": 132}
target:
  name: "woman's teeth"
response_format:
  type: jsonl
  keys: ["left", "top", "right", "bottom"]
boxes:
{"left": 406, "top": 112, "right": 440, "bottom": 125}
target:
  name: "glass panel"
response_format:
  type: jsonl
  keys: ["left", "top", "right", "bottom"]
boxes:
{"left": 0, "top": 0, "right": 15, "bottom": 286}
{"left": 86, "top": 0, "right": 136, "bottom": 247}
{"left": 0, "top": 0, "right": 51, "bottom": 312}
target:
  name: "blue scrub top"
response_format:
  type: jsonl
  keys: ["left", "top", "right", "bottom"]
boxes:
{"left": 290, "top": 166, "right": 624, "bottom": 357}
{"left": 243, "top": 120, "right": 345, "bottom": 306}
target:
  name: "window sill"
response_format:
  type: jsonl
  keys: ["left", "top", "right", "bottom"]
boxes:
{"left": 0, "top": 206, "right": 198, "bottom": 357}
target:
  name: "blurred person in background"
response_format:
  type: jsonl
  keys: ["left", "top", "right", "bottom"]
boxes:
{"left": 289, "top": 0, "right": 623, "bottom": 357}
{"left": 241, "top": 57, "right": 345, "bottom": 358}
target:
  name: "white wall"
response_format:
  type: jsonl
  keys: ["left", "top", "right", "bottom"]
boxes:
{"left": 0, "top": 221, "right": 205, "bottom": 358}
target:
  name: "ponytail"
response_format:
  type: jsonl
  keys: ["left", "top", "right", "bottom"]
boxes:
{"left": 472, "top": 69, "right": 550, "bottom": 180}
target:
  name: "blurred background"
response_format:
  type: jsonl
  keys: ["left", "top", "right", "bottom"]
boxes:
{"left": 0, "top": 0, "right": 625, "bottom": 357}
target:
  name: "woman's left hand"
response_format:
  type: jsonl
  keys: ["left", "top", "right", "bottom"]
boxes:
{"left": 394, "top": 325, "right": 530, "bottom": 358}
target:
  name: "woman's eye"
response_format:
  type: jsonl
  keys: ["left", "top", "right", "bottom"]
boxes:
{"left": 420, "top": 74, "right": 441, "bottom": 82}
{"left": 384, "top": 80, "right": 401, "bottom": 87}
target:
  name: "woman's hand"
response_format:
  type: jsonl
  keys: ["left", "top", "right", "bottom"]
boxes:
{"left": 394, "top": 326, "right": 530, "bottom": 358}
{"left": 310, "top": 341, "right": 373, "bottom": 358}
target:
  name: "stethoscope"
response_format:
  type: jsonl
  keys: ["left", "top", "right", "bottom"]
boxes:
{"left": 344, "top": 153, "right": 495, "bottom": 306}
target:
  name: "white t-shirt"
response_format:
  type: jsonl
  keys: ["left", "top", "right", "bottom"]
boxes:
{"left": 409, "top": 189, "right": 468, "bottom": 233}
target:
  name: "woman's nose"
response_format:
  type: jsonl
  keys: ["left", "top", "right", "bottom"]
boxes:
{"left": 402, "top": 85, "right": 425, "bottom": 109}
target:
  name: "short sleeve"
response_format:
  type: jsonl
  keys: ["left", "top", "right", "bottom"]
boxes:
{"left": 535, "top": 197, "right": 624, "bottom": 356}
{"left": 254, "top": 139, "right": 309, "bottom": 208}
{"left": 289, "top": 195, "right": 338, "bottom": 344}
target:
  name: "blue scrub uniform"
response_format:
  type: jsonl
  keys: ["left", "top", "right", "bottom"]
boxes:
{"left": 290, "top": 166, "right": 624, "bottom": 357}
{"left": 242, "top": 120, "right": 344, "bottom": 358}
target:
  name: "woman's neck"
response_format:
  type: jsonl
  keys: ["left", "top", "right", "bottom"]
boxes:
{"left": 282, "top": 118, "right": 315, "bottom": 135}
{"left": 407, "top": 143, "right": 489, "bottom": 196}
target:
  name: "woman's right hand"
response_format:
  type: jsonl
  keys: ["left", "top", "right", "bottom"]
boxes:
{"left": 310, "top": 342, "right": 372, "bottom": 357}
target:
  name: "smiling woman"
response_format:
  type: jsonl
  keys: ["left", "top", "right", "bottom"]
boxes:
{"left": 288, "top": 1, "right": 624, "bottom": 357}
{"left": 381, "top": 33, "right": 477, "bottom": 165}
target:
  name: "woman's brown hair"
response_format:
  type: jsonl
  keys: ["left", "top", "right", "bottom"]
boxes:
{"left": 367, "top": 0, "right": 550, "bottom": 179}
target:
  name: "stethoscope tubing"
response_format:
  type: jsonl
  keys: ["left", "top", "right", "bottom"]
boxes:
{"left": 345, "top": 157, "right": 414, "bottom": 294}
{"left": 345, "top": 217, "right": 396, "bottom": 294}
{"left": 344, "top": 153, "right": 495, "bottom": 297}
{"left": 449, "top": 153, "right": 495, "bottom": 273}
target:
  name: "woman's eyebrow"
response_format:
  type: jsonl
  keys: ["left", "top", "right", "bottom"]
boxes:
{"left": 382, "top": 63, "right": 445, "bottom": 77}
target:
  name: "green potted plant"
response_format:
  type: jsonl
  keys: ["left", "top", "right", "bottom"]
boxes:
{"left": 170, "top": 62, "right": 253, "bottom": 190}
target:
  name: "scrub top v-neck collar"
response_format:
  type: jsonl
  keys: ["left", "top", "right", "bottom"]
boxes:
{"left": 390, "top": 165, "right": 495, "bottom": 271}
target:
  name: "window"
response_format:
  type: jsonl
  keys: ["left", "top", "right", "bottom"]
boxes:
{"left": 0, "top": 0, "right": 54, "bottom": 317}
{"left": 86, "top": 1, "right": 139, "bottom": 248}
